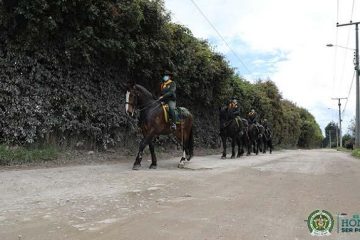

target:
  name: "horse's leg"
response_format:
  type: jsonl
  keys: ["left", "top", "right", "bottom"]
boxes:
{"left": 246, "top": 137, "right": 251, "bottom": 156}
{"left": 221, "top": 135, "right": 227, "bottom": 159}
{"left": 237, "top": 135, "right": 242, "bottom": 158}
{"left": 178, "top": 149, "right": 186, "bottom": 168}
{"left": 149, "top": 141, "right": 157, "bottom": 169}
{"left": 185, "top": 126, "right": 194, "bottom": 161}
{"left": 264, "top": 139, "right": 268, "bottom": 153}
{"left": 261, "top": 137, "right": 265, "bottom": 154}
{"left": 263, "top": 138, "right": 266, "bottom": 153}
{"left": 133, "top": 135, "right": 152, "bottom": 170}
{"left": 230, "top": 137, "right": 236, "bottom": 159}
{"left": 240, "top": 134, "right": 246, "bottom": 156}
{"left": 178, "top": 143, "right": 189, "bottom": 169}
{"left": 255, "top": 140, "right": 259, "bottom": 155}
{"left": 269, "top": 140, "right": 273, "bottom": 154}
{"left": 253, "top": 139, "right": 256, "bottom": 154}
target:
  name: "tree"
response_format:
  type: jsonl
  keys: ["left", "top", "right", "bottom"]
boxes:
{"left": 323, "top": 122, "right": 339, "bottom": 148}
{"left": 342, "top": 133, "right": 353, "bottom": 147}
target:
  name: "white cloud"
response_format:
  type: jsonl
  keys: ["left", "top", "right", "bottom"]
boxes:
{"left": 165, "top": 0, "right": 360, "bottom": 135}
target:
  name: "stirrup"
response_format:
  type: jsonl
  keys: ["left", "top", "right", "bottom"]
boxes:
{"left": 170, "top": 123, "right": 176, "bottom": 131}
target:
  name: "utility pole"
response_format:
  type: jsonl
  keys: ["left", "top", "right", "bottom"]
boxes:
{"left": 337, "top": 21, "right": 360, "bottom": 147}
{"left": 336, "top": 123, "right": 339, "bottom": 148}
{"left": 331, "top": 97, "right": 347, "bottom": 148}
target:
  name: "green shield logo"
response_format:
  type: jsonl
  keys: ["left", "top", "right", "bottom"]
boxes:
{"left": 307, "top": 210, "right": 334, "bottom": 236}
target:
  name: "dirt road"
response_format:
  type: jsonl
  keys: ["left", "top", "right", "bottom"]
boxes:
{"left": 1, "top": 149, "right": 360, "bottom": 240}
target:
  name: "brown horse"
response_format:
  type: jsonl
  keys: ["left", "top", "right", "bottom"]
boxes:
{"left": 125, "top": 83, "right": 194, "bottom": 170}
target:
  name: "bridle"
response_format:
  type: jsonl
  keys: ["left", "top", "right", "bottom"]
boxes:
{"left": 126, "top": 90, "right": 138, "bottom": 116}
{"left": 126, "top": 89, "right": 159, "bottom": 116}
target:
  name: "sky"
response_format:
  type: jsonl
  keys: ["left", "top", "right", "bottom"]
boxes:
{"left": 164, "top": 0, "right": 360, "bottom": 136}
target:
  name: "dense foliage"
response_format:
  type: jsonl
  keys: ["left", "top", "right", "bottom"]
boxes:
{"left": 323, "top": 122, "right": 339, "bottom": 148}
{"left": 0, "top": 0, "right": 322, "bottom": 150}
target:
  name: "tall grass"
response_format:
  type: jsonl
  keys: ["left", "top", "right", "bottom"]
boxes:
{"left": 352, "top": 148, "right": 360, "bottom": 159}
{"left": 0, "top": 145, "right": 58, "bottom": 165}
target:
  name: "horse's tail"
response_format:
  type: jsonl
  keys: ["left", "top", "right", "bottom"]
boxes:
{"left": 187, "top": 126, "right": 194, "bottom": 158}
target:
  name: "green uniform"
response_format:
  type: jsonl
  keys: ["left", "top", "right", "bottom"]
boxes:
{"left": 160, "top": 80, "right": 176, "bottom": 126}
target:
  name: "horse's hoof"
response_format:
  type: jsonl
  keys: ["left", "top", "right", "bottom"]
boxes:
{"left": 132, "top": 164, "right": 141, "bottom": 170}
{"left": 221, "top": 156, "right": 226, "bottom": 159}
{"left": 149, "top": 164, "right": 157, "bottom": 169}
{"left": 178, "top": 162, "right": 185, "bottom": 168}
{"left": 186, "top": 155, "right": 192, "bottom": 161}
{"left": 230, "top": 155, "right": 235, "bottom": 159}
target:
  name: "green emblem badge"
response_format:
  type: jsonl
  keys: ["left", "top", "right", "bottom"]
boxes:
{"left": 308, "top": 210, "right": 334, "bottom": 236}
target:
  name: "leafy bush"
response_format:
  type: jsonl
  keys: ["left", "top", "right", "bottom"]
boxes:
{"left": 0, "top": 0, "right": 322, "bottom": 151}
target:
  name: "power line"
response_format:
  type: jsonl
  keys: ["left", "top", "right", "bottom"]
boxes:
{"left": 335, "top": 0, "right": 355, "bottom": 95}
{"left": 351, "top": 0, "right": 355, "bottom": 20}
{"left": 340, "top": 0, "right": 356, "bottom": 117}
{"left": 342, "top": 70, "right": 356, "bottom": 116}
{"left": 188, "top": 0, "right": 252, "bottom": 75}
{"left": 333, "top": 0, "right": 355, "bottom": 97}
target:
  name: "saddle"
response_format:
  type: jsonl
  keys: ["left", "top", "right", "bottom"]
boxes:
{"left": 250, "top": 122, "right": 260, "bottom": 132}
{"left": 161, "top": 103, "right": 182, "bottom": 124}
{"left": 222, "top": 116, "right": 242, "bottom": 129}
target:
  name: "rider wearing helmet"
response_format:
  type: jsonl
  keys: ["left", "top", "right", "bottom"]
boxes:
{"left": 159, "top": 70, "right": 176, "bottom": 130}
{"left": 228, "top": 98, "right": 240, "bottom": 119}
{"left": 248, "top": 109, "right": 258, "bottom": 124}
{"left": 262, "top": 118, "right": 269, "bottom": 128}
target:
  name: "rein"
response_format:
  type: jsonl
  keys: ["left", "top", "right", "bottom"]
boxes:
{"left": 128, "top": 98, "right": 160, "bottom": 117}
{"left": 137, "top": 100, "right": 160, "bottom": 112}
{"left": 125, "top": 101, "right": 134, "bottom": 106}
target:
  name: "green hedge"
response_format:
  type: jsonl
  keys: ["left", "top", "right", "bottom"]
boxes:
{"left": 0, "top": 0, "right": 323, "bottom": 150}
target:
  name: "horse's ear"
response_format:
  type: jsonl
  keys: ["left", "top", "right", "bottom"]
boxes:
{"left": 126, "top": 80, "right": 136, "bottom": 90}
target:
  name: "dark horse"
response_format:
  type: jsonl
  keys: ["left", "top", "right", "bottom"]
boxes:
{"left": 247, "top": 123, "right": 264, "bottom": 155}
{"left": 125, "top": 83, "right": 194, "bottom": 170}
{"left": 219, "top": 107, "right": 248, "bottom": 159}
{"left": 262, "top": 127, "right": 273, "bottom": 154}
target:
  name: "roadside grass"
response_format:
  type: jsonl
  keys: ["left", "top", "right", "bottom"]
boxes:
{"left": 336, "top": 147, "right": 352, "bottom": 152}
{"left": 0, "top": 145, "right": 59, "bottom": 166}
{"left": 352, "top": 148, "right": 360, "bottom": 158}
{"left": 335, "top": 147, "right": 360, "bottom": 158}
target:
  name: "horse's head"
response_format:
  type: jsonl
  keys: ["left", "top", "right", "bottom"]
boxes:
{"left": 219, "top": 106, "right": 229, "bottom": 120}
{"left": 125, "top": 83, "right": 155, "bottom": 117}
{"left": 125, "top": 83, "right": 138, "bottom": 117}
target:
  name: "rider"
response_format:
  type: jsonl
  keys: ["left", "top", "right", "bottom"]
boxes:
{"left": 159, "top": 70, "right": 177, "bottom": 131}
{"left": 228, "top": 98, "right": 241, "bottom": 119}
{"left": 248, "top": 109, "right": 258, "bottom": 125}
{"left": 262, "top": 118, "right": 271, "bottom": 134}
{"left": 262, "top": 118, "right": 269, "bottom": 128}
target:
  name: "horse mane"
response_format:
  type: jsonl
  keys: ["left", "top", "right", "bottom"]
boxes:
{"left": 135, "top": 84, "right": 157, "bottom": 100}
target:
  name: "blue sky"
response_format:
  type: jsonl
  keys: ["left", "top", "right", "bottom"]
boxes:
{"left": 207, "top": 36, "right": 289, "bottom": 78}
{"left": 165, "top": 0, "right": 360, "bottom": 136}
